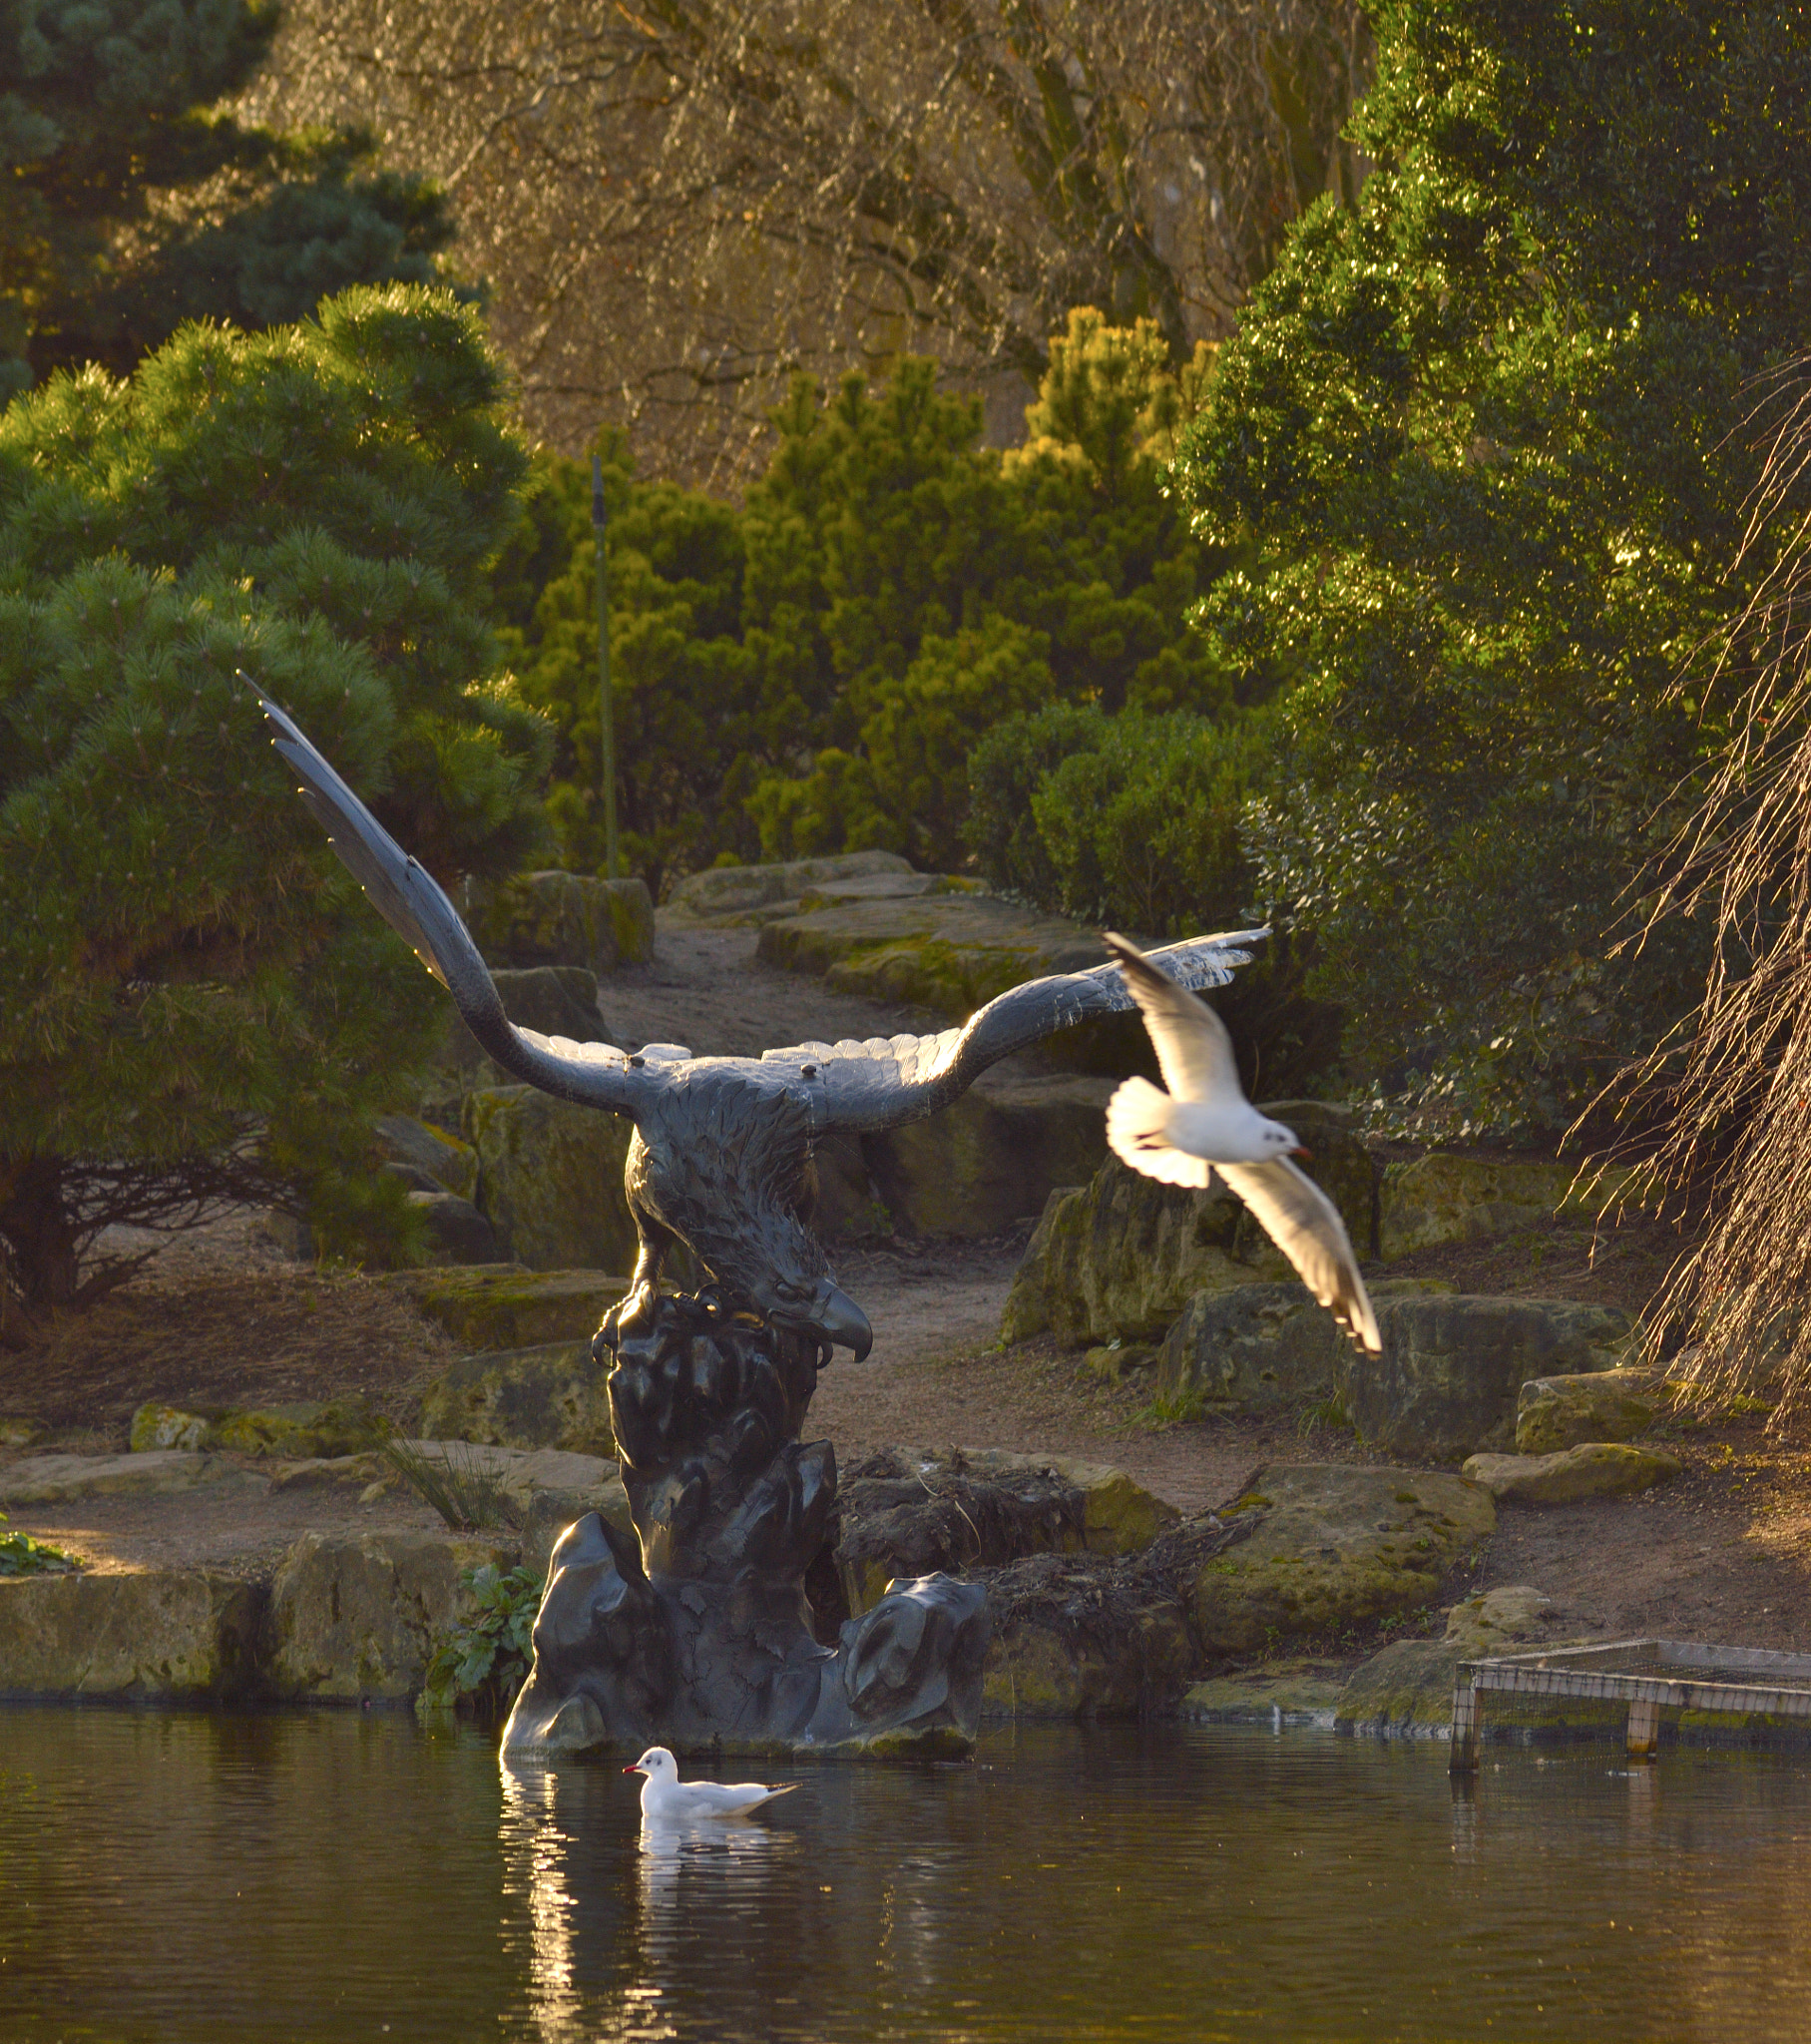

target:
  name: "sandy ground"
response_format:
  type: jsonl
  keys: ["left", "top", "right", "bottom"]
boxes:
{"left": 7, "top": 912, "right": 1808, "bottom": 1662}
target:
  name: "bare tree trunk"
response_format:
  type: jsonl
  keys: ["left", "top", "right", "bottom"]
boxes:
{"left": 0, "top": 1155, "right": 83, "bottom": 1311}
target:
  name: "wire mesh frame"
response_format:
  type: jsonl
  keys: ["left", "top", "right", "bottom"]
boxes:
{"left": 1450, "top": 1638, "right": 1811, "bottom": 1773}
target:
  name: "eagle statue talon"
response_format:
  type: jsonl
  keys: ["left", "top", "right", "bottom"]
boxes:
{"left": 240, "top": 679, "right": 1265, "bottom": 1756}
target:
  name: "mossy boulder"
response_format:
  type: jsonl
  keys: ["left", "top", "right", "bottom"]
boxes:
{"left": 981, "top": 1568, "right": 1196, "bottom": 1719}
{"left": 1185, "top": 1464, "right": 1496, "bottom": 1656}
{"left": 861, "top": 1073, "right": 1113, "bottom": 1238}
{"left": 464, "top": 1086, "right": 640, "bottom": 1273}
{"left": 460, "top": 870, "right": 655, "bottom": 973}
{"left": 1462, "top": 1442, "right": 1683, "bottom": 1504}
{"left": 1379, "top": 1153, "right": 1652, "bottom": 1260}
{"left": 416, "top": 1340, "right": 615, "bottom": 1457}
{"left": 0, "top": 1570, "right": 261, "bottom": 1699}
{"left": 755, "top": 888, "right": 1094, "bottom": 1012}
{"left": 1000, "top": 1106, "right": 1376, "bottom": 1346}
{"left": 666, "top": 850, "right": 912, "bottom": 924}
{"left": 381, "top": 1266, "right": 628, "bottom": 1350}
{"left": 128, "top": 1398, "right": 387, "bottom": 1459}
{"left": 267, "top": 1529, "right": 519, "bottom": 1700}
{"left": 1516, "top": 1367, "right": 1663, "bottom": 1454}
{"left": 0, "top": 1417, "right": 47, "bottom": 1448}
{"left": 1334, "top": 1584, "right": 1563, "bottom": 1734}
{"left": 1337, "top": 1296, "right": 1633, "bottom": 1461}
{"left": 1179, "top": 1659, "right": 1349, "bottom": 1723}
{"left": 1154, "top": 1278, "right": 1454, "bottom": 1415}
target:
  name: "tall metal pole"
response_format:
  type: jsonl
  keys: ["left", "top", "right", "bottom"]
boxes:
{"left": 591, "top": 453, "right": 619, "bottom": 880}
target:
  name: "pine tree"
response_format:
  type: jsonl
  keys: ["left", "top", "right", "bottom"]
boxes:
{"left": 0, "top": 282, "right": 546, "bottom": 1313}
{"left": 498, "top": 322, "right": 1228, "bottom": 884}
{"left": 1, "top": 0, "right": 456, "bottom": 398}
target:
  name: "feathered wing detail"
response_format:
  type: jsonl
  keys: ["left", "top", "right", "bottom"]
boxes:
{"left": 1101, "top": 930, "right": 1242, "bottom": 1103}
{"left": 1215, "top": 1158, "right": 1383, "bottom": 1356}
{"left": 774, "top": 928, "right": 1267, "bottom": 1134}
{"left": 244, "top": 677, "right": 645, "bottom": 1117}
{"left": 1105, "top": 1077, "right": 1215, "bottom": 1188}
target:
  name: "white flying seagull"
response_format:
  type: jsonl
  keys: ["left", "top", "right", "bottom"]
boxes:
{"left": 1103, "top": 932, "right": 1382, "bottom": 1356}
{"left": 625, "top": 1747, "right": 797, "bottom": 1822}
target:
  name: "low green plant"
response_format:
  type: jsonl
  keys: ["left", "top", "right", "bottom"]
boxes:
{"left": 417, "top": 1562, "right": 545, "bottom": 1720}
{"left": 1132, "top": 1386, "right": 1212, "bottom": 1429}
{"left": 381, "top": 1439, "right": 526, "bottom": 1533}
{"left": 1295, "top": 1394, "right": 1355, "bottom": 1441}
{"left": 0, "top": 1513, "right": 78, "bottom": 1577}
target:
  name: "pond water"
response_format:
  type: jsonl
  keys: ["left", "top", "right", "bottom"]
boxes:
{"left": 4, "top": 1709, "right": 1810, "bottom": 2041}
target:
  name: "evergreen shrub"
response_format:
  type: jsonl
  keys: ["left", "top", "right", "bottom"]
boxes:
{"left": 0, "top": 284, "right": 546, "bottom": 1310}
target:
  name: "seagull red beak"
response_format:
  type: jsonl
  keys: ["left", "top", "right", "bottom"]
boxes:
{"left": 1290, "top": 1145, "right": 1312, "bottom": 1159}
{"left": 623, "top": 1764, "right": 642, "bottom": 1775}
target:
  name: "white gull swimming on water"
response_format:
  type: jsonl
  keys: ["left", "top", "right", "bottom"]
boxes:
{"left": 1102, "top": 931, "right": 1381, "bottom": 1355}
{"left": 625, "top": 1748, "right": 798, "bottom": 1822}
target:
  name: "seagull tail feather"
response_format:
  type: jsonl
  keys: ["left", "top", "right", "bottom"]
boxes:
{"left": 1106, "top": 1077, "right": 1215, "bottom": 1190}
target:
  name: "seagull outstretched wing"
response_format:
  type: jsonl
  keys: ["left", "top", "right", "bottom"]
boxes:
{"left": 1216, "top": 1159, "right": 1382, "bottom": 1355}
{"left": 245, "top": 678, "right": 645, "bottom": 1117}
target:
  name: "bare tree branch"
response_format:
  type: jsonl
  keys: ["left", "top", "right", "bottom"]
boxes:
{"left": 245, "top": 0, "right": 1371, "bottom": 479}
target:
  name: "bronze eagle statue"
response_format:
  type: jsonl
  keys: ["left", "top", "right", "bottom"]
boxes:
{"left": 247, "top": 683, "right": 1265, "bottom": 1360}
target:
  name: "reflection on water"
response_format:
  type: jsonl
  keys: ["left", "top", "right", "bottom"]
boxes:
{"left": 5, "top": 1708, "right": 1811, "bottom": 2041}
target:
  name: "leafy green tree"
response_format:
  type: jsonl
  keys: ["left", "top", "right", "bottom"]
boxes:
{"left": 1170, "top": 0, "right": 1811, "bottom": 1139}
{"left": 0, "top": 283, "right": 546, "bottom": 1313}
{"left": 1, "top": 0, "right": 456, "bottom": 397}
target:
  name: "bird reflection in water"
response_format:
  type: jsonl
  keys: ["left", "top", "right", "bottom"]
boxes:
{"left": 500, "top": 1759, "right": 801, "bottom": 2043}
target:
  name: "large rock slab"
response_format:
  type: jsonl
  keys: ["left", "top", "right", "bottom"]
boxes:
{"left": 665, "top": 850, "right": 912, "bottom": 924}
{"left": 1463, "top": 1442, "right": 1683, "bottom": 1504}
{"left": 1185, "top": 1464, "right": 1495, "bottom": 1656}
{"left": 382, "top": 1266, "right": 628, "bottom": 1351}
{"left": 130, "top": 1398, "right": 386, "bottom": 1459}
{"left": 266, "top": 1529, "right": 518, "bottom": 1700}
{"left": 1155, "top": 1278, "right": 1453, "bottom": 1415}
{"left": 464, "top": 1087, "right": 639, "bottom": 1274}
{"left": 416, "top": 1341, "right": 615, "bottom": 1457}
{"left": 0, "top": 1570, "right": 261, "bottom": 1699}
{"left": 861, "top": 1072, "right": 1113, "bottom": 1238}
{"left": 1001, "top": 1106, "right": 1376, "bottom": 1346}
{"left": 460, "top": 870, "right": 655, "bottom": 974}
{"left": 829, "top": 1446, "right": 1176, "bottom": 1621}
{"left": 1338, "top": 1296, "right": 1633, "bottom": 1461}
{"left": 1335, "top": 1584, "right": 1563, "bottom": 1734}
{"left": 0, "top": 1452, "right": 235, "bottom": 1505}
{"left": 1380, "top": 1153, "right": 1649, "bottom": 1260}
{"left": 1516, "top": 1367, "right": 1664, "bottom": 1454}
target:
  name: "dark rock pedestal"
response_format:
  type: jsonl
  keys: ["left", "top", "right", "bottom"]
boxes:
{"left": 500, "top": 1291, "right": 988, "bottom": 1759}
